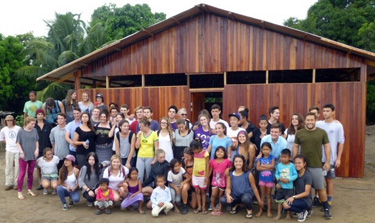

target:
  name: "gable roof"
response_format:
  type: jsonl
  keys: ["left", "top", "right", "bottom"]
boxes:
{"left": 37, "top": 3, "right": 375, "bottom": 82}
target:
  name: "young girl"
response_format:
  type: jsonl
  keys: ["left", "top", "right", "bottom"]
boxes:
{"left": 252, "top": 115, "right": 268, "bottom": 152}
{"left": 194, "top": 114, "right": 211, "bottom": 150}
{"left": 284, "top": 113, "right": 304, "bottom": 152}
{"left": 37, "top": 148, "right": 59, "bottom": 195}
{"left": 208, "top": 146, "right": 232, "bottom": 216}
{"left": 158, "top": 117, "right": 175, "bottom": 162}
{"left": 57, "top": 155, "right": 80, "bottom": 211}
{"left": 181, "top": 147, "right": 197, "bottom": 214}
{"left": 168, "top": 159, "right": 186, "bottom": 213}
{"left": 95, "top": 178, "right": 114, "bottom": 215}
{"left": 191, "top": 138, "right": 209, "bottom": 214}
{"left": 256, "top": 142, "right": 276, "bottom": 218}
{"left": 207, "top": 123, "right": 232, "bottom": 160}
{"left": 121, "top": 167, "right": 145, "bottom": 214}
{"left": 78, "top": 91, "right": 94, "bottom": 114}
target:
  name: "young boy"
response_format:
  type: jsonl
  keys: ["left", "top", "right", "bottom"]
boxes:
{"left": 150, "top": 175, "right": 173, "bottom": 217}
{"left": 274, "top": 149, "right": 298, "bottom": 221}
{"left": 95, "top": 178, "right": 114, "bottom": 215}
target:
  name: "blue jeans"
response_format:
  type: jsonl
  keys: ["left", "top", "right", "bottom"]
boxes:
{"left": 57, "top": 185, "right": 80, "bottom": 204}
{"left": 122, "top": 157, "right": 136, "bottom": 167}
{"left": 220, "top": 192, "right": 254, "bottom": 210}
{"left": 285, "top": 199, "right": 309, "bottom": 213}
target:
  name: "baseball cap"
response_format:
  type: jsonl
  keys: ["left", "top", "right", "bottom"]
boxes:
{"left": 5, "top": 115, "right": 14, "bottom": 121}
{"left": 228, "top": 113, "right": 241, "bottom": 120}
{"left": 64, "top": 154, "right": 76, "bottom": 163}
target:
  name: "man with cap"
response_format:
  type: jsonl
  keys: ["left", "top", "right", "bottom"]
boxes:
{"left": 0, "top": 115, "right": 22, "bottom": 190}
{"left": 227, "top": 113, "right": 246, "bottom": 150}
{"left": 35, "top": 108, "right": 53, "bottom": 190}
{"left": 95, "top": 93, "right": 108, "bottom": 111}
{"left": 23, "top": 90, "right": 43, "bottom": 118}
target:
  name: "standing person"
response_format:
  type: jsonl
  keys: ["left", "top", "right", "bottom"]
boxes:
{"left": 120, "top": 104, "right": 135, "bottom": 125}
{"left": 37, "top": 148, "right": 59, "bottom": 195}
{"left": 283, "top": 155, "right": 313, "bottom": 222}
{"left": 220, "top": 155, "right": 264, "bottom": 219}
{"left": 78, "top": 92, "right": 94, "bottom": 114}
{"left": 35, "top": 109, "right": 53, "bottom": 190}
{"left": 73, "top": 112, "right": 96, "bottom": 167}
{"left": 130, "top": 106, "right": 144, "bottom": 133}
{"left": 234, "top": 131, "right": 256, "bottom": 170}
{"left": 94, "top": 93, "right": 108, "bottom": 111}
{"left": 174, "top": 119, "right": 194, "bottom": 161}
{"left": 79, "top": 152, "right": 102, "bottom": 206}
{"left": 62, "top": 89, "right": 78, "bottom": 123}
{"left": 284, "top": 113, "right": 304, "bottom": 152}
{"left": 168, "top": 105, "right": 179, "bottom": 131}
{"left": 293, "top": 112, "right": 332, "bottom": 219}
{"left": 191, "top": 139, "right": 210, "bottom": 214}
{"left": 50, "top": 113, "right": 70, "bottom": 171}
{"left": 143, "top": 106, "right": 159, "bottom": 131}
{"left": 207, "top": 147, "right": 232, "bottom": 216}
{"left": 309, "top": 106, "right": 320, "bottom": 120}
{"left": 180, "top": 147, "right": 197, "bottom": 214}
{"left": 65, "top": 107, "right": 82, "bottom": 159}
{"left": 158, "top": 117, "right": 175, "bottom": 162}
{"left": 167, "top": 159, "right": 186, "bottom": 213}
{"left": 255, "top": 142, "right": 276, "bottom": 218}
{"left": 95, "top": 109, "right": 115, "bottom": 163}
{"left": 110, "top": 107, "right": 119, "bottom": 122}
{"left": 23, "top": 90, "right": 43, "bottom": 118}
{"left": 91, "top": 107, "right": 101, "bottom": 125}
{"left": 178, "top": 108, "right": 192, "bottom": 129}
{"left": 194, "top": 114, "right": 211, "bottom": 150}
{"left": 260, "top": 123, "right": 288, "bottom": 163}
{"left": 267, "top": 106, "right": 286, "bottom": 136}
{"left": 43, "top": 97, "right": 65, "bottom": 126}
{"left": 102, "top": 155, "right": 129, "bottom": 202}
{"left": 94, "top": 178, "right": 115, "bottom": 215}
{"left": 0, "top": 115, "right": 21, "bottom": 191}
{"left": 16, "top": 116, "right": 39, "bottom": 200}
{"left": 238, "top": 106, "right": 249, "bottom": 114}
{"left": 57, "top": 155, "right": 80, "bottom": 210}
{"left": 238, "top": 111, "right": 257, "bottom": 140}
{"left": 227, "top": 113, "right": 245, "bottom": 156}
{"left": 316, "top": 104, "right": 345, "bottom": 206}
{"left": 150, "top": 175, "right": 174, "bottom": 217}
{"left": 135, "top": 118, "right": 159, "bottom": 183}
{"left": 251, "top": 115, "right": 269, "bottom": 153}
{"left": 207, "top": 123, "right": 233, "bottom": 160}
{"left": 209, "top": 104, "right": 229, "bottom": 134}
{"left": 121, "top": 167, "right": 145, "bottom": 214}
{"left": 110, "top": 112, "right": 124, "bottom": 154}
{"left": 115, "top": 119, "right": 136, "bottom": 167}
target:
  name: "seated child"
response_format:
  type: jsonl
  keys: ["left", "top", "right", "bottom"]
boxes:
{"left": 121, "top": 167, "right": 145, "bottom": 214}
{"left": 274, "top": 149, "right": 298, "bottom": 221}
{"left": 37, "top": 148, "right": 59, "bottom": 195}
{"left": 151, "top": 175, "right": 173, "bottom": 217}
{"left": 167, "top": 159, "right": 186, "bottom": 213}
{"left": 95, "top": 178, "right": 114, "bottom": 215}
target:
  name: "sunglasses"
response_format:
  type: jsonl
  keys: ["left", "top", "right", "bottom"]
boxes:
{"left": 180, "top": 114, "right": 187, "bottom": 116}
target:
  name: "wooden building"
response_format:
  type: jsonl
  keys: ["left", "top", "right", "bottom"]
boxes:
{"left": 37, "top": 4, "right": 375, "bottom": 177}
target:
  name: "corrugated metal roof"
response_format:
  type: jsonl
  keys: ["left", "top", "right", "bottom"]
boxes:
{"left": 37, "top": 3, "right": 375, "bottom": 82}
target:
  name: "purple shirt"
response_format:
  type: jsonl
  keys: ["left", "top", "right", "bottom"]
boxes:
{"left": 194, "top": 126, "right": 210, "bottom": 150}
{"left": 258, "top": 155, "right": 275, "bottom": 183}
{"left": 171, "top": 122, "right": 178, "bottom": 131}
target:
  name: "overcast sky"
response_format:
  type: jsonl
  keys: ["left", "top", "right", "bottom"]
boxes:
{"left": 0, "top": 0, "right": 318, "bottom": 37}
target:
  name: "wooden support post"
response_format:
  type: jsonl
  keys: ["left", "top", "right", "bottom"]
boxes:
{"left": 266, "top": 70, "right": 269, "bottom": 84}
{"left": 186, "top": 74, "right": 190, "bottom": 88}
{"left": 224, "top": 72, "right": 227, "bottom": 86}
{"left": 312, "top": 69, "right": 316, "bottom": 83}
{"left": 106, "top": 76, "right": 109, "bottom": 89}
{"left": 142, "top": 74, "right": 145, "bottom": 87}
{"left": 74, "top": 71, "right": 81, "bottom": 96}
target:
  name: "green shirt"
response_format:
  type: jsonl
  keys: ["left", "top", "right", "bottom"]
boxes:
{"left": 23, "top": 100, "right": 43, "bottom": 118}
{"left": 294, "top": 127, "right": 329, "bottom": 168}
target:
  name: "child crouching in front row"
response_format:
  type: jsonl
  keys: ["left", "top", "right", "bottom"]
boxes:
{"left": 151, "top": 175, "right": 173, "bottom": 217}
{"left": 95, "top": 178, "right": 114, "bottom": 215}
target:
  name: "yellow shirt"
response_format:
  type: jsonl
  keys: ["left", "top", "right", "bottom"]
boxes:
{"left": 138, "top": 131, "right": 159, "bottom": 158}
{"left": 193, "top": 150, "right": 209, "bottom": 177}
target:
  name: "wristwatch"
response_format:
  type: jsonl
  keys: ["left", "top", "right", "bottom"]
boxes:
{"left": 292, "top": 195, "right": 296, "bottom": 199}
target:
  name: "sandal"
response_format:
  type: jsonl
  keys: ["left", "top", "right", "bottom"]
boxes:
{"left": 246, "top": 212, "right": 253, "bottom": 219}
{"left": 202, "top": 210, "right": 208, "bottom": 215}
{"left": 230, "top": 208, "right": 237, "bottom": 214}
{"left": 18, "top": 192, "right": 24, "bottom": 200}
{"left": 194, "top": 209, "right": 202, "bottom": 214}
{"left": 27, "top": 190, "right": 37, "bottom": 197}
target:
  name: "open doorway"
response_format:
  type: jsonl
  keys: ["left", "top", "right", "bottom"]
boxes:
{"left": 190, "top": 92, "right": 223, "bottom": 123}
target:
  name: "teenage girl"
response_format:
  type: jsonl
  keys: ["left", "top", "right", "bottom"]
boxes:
{"left": 121, "top": 167, "right": 145, "bottom": 214}
{"left": 180, "top": 147, "right": 197, "bottom": 214}
{"left": 256, "top": 142, "right": 276, "bottom": 218}
{"left": 207, "top": 146, "right": 232, "bottom": 215}
{"left": 37, "top": 148, "right": 59, "bottom": 195}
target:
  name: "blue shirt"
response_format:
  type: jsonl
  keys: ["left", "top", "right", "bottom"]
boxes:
{"left": 258, "top": 155, "right": 275, "bottom": 183}
{"left": 66, "top": 120, "right": 82, "bottom": 152}
{"left": 275, "top": 162, "right": 298, "bottom": 189}
{"left": 260, "top": 135, "right": 288, "bottom": 162}
{"left": 209, "top": 135, "right": 232, "bottom": 160}
{"left": 151, "top": 186, "right": 172, "bottom": 208}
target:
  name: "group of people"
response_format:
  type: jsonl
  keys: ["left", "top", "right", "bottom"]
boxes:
{"left": 0, "top": 90, "right": 345, "bottom": 221}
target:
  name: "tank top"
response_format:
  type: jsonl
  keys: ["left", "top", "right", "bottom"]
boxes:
{"left": 230, "top": 170, "right": 253, "bottom": 197}
{"left": 128, "top": 182, "right": 139, "bottom": 194}
{"left": 119, "top": 134, "right": 131, "bottom": 158}
{"left": 65, "top": 168, "right": 77, "bottom": 189}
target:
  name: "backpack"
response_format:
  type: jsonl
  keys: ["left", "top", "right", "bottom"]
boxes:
{"left": 46, "top": 100, "right": 61, "bottom": 124}
{"left": 116, "top": 131, "right": 134, "bottom": 147}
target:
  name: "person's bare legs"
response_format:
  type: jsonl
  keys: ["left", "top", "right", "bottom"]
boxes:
{"left": 266, "top": 187, "right": 273, "bottom": 217}
{"left": 201, "top": 189, "right": 207, "bottom": 214}
{"left": 256, "top": 186, "right": 265, "bottom": 217}
{"left": 194, "top": 187, "right": 202, "bottom": 213}
{"left": 211, "top": 187, "right": 219, "bottom": 213}
{"left": 326, "top": 178, "right": 333, "bottom": 204}
{"left": 273, "top": 203, "right": 282, "bottom": 221}
{"left": 138, "top": 201, "right": 145, "bottom": 214}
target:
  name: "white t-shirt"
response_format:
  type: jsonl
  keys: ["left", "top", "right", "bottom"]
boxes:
{"left": 0, "top": 126, "right": 21, "bottom": 153}
{"left": 102, "top": 166, "right": 129, "bottom": 190}
{"left": 226, "top": 127, "right": 246, "bottom": 139}
{"left": 284, "top": 128, "right": 295, "bottom": 152}
{"left": 316, "top": 120, "right": 345, "bottom": 165}
{"left": 167, "top": 167, "right": 186, "bottom": 186}
{"left": 210, "top": 119, "right": 230, "bottom": 130}
{"left": 37, "top": 155, "right": 59, "bottom": 175}
{"left": 126, "top": 118, "right": 135, "bottom": 125}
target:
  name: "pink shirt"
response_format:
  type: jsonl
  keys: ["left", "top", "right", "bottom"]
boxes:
{"left": 210, "top": 159, "right": 232, "bottom": 188}
{"left": 96, "top": 188, "right": 115, "bottom": 201}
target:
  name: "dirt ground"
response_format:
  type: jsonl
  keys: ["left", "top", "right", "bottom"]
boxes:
{"left": 1, "top": 126, "right": 375, "bottom": 223}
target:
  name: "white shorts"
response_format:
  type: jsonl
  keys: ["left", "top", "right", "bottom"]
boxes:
{"left": 192, "top": 175, "right": 207, "bottom": 190}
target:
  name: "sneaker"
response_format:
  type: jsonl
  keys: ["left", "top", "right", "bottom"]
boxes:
{"left": 87, "top": 202, "right": 93, "bottom": 207}
{"left": 68, "top": 199, "right": 74, "bottom": 207}
{"left": 51, "top": 189, "right": 57, "bottom": 195}
{"left": 208, "top": 204, "right": 213, "bottom": 211}
{"left": 95, "top": 210, "right": 102, "bottom": 215}
{"left": 297, "top": 210, "right": 308, "bottom": 222}
{"left": 43, "top": 189, "right": 48, "bottom": 195}
{"left": 4, "top": 186, "right": 12, "bottom": 191}
{"left": 292, "top": 212, "right": 298, "bottom": 218}
{"left": 323, "top": 208, "right": 333, "bottom": 219}
{"left": 37, "top": 185, "right": 43, "bottom": 190}
{"left": 312, "top": 197, "right": 321, "bottom": 207}
{"left": 307, "top": 209, "right": 313, "bottom": 217}
{"left": 13, "top": 185, "right": 18, "bottom": 190}
{"left": 182, "top": 204, "right": 189, "bottom": 214}
{"left": 62, "top": 204, "right": 68, "bottom": 211}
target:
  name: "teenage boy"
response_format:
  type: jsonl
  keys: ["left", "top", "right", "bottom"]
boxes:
{"left": 260, "top": 123, "right": 287, "bottom": 162}
{"left": 168, "top": 105, "right": 178, "bottom": 131}
{"left": 23, "top": 91, "right": 43, "bottom": 118}
{"left": 316, "top": 104, "right": 345, "bottom": 206}
{"left": 120, "top": 104, "right": 135, "bottom": 125}
{"left": 237, "top": 106, "right": 249, "bottom": 114}
{"left": 65, "top": 107, "right": 82, "bottom": 158}
{"left": 130, "top": 106, "right": 144, "bottom": 133}
{"left": 143, "top": 106, "right": 160, "bottom": 131}
{"left": 293, "top": 112, "right": 332, "bottom": 219}
{"left": 267, "top": 106, "right": 286, "bottom": 136}
{"left": 50, "top": 113, "right": 70, "bottom": 171}
{"left": 110, "top": 107, "right": 119, "bottom": 122}
{"left": 43, "top": 97, "right": 65, "bottom": 126}
{"left": 0, "top": 115, "right": 21, "bottom": 190}
{"left": 309, "top": 106, "right": 320, "bottom": 120}
{"left": 238, "top": 111, "right": 257, "bottom": 140}
{"left": 227, "top": 113, "right": 245, "bottom": 152}
{"left": 209, "top": 104, "right": 229, "bottom": 134}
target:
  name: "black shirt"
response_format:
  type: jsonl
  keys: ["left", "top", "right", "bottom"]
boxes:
{"left": 294, "top": 170, "right": 313, "bottom": 206}
{"left": 75, "top": 127, "right": 96, "bottom": 155}
{"left": 35, "top": 120, "right": 53, "bottom": 155}
{"left": 95, "top": 124, "right": 114, "bottom": 145}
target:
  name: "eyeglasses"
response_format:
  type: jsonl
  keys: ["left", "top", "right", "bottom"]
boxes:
{"left": 181, "top": 114, "right": 187, "bottom": 116}
{"left": 161, "top": 122, "right": 168, "bottom": 124}
{"left": 6, "top": 120, "right": 14, "bottom": 122}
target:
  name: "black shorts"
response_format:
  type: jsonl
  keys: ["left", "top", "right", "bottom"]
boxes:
{"left": 275, "top": 188, "right": 294, "bottom": 202}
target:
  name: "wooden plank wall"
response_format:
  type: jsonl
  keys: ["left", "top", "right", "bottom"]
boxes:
{"left": 223, "top": 82, "right": 365, "bottom": 178}
{"left": 78, "top": 86, "right": 190, "bottom": 122}
{"left": 82, "top": 14, "right": 364, "bottom": 77}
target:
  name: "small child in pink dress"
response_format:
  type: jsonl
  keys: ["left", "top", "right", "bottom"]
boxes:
{"left": 95, "top": 178, "right": 115, "bottom": 215}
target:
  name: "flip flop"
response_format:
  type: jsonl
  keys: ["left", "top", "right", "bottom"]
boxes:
{"left": 194, "top": 209, "right": 202, "bottom": 214}
{"left": 246, "top": 212, "right": 253, "bottom": 219}
{"left": 18, "top": 192, "right": 24, "bottom": 200}
{"left": 230, "top": 208, "right": 237, "bottom": 214}
{"left": 202, "top": 210, "right": 208, "bottom": 215}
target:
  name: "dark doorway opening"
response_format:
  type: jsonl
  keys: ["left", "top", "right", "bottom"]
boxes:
{"left": 190, "top": 92, "right": 223, "bottom": 123}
